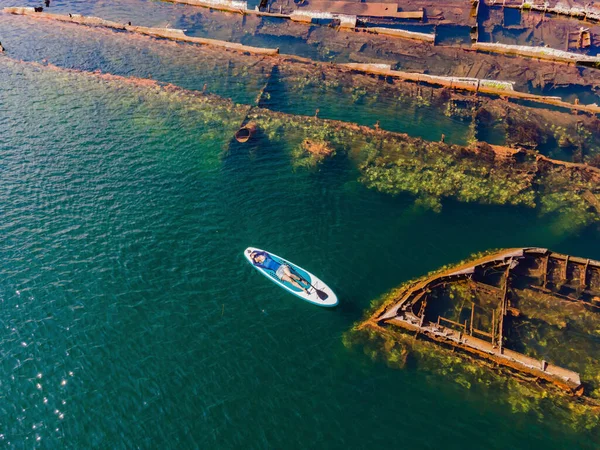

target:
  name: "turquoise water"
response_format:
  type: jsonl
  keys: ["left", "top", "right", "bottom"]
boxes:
{"left": 1, "top": 3, "right": 600, "bottom": 449}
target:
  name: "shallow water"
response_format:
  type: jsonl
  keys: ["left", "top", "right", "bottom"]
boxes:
{"left": 0, "top": 13, "right": 473, "bottom": 145}
{"left": 1, "top": 2, "right": 600, "bottom": 449}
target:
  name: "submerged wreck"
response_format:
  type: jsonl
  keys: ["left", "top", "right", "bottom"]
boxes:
{"left": 5, "top": 54, "right": 600, "bottom": 231}
{"left": 6, "top": 7, "right": 600, "bottom": 165}
{"left": 353, "top": 248, "right": 600, "bottom": 403}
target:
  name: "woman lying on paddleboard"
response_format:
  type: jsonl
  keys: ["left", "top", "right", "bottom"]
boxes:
{"left": 250, "top": 251, "right": 310, "bottom": 294}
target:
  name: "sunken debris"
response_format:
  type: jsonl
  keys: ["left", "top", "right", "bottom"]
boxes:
{"left": 6, "top": 5, "right": 600, "bottom": 132}
{"left": 2, "top": 7, "right": 279, "bottom": 55}
{"left": 234, "top": 122, "right": 258, "bottom": 143}
{"left": 6, "top": 4, "right": 600, "bottom": 96}
{"left": 2, "top": 55, "right": 600, "bottom": 230}
{"left": 6, "top": 7, "right": 600, "bottom": 162}
{"left": 354, "top": 248, "right": 600, "bottom": 399}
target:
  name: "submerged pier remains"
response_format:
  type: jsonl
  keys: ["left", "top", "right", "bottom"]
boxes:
{"left": 3, "top": 51, "right": 600, "bottom": 228}
{"left": 357, "top": 248, "right": 600, "bottom": 397}
{"left": 2, "top": 7, "right": 279, "bottom": 55}
{"left": 4, "top": 6, "right": 600, "bottom": 115}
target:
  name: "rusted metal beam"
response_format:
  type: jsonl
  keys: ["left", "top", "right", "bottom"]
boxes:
{"left": 470, "top": 302, "right": 475, "bottom": 335}
{"left": 472, "top": 328, "right": 493, "bottom": 339}
{"left": 541, "top": 254, "right": 549, "bottom": 288}
{"left": 469, "top": 280, "right": 503, "bottom": 298}
{"left": 439, "top": 316, "right": 467, "bottom": 330}
{"left": 582, "top": 259, "right": 590, "bottom": 290}
{"left": 491, "top": 308, "right": 496, "bottom": 346}
{"left": 418, "top": 297, "right": 428, "bottom": 327}
{"left": 498, "top": 260, "right": 512, "bottom": 353}
{"left": 562, "top": 255, "right": 570, "bottom": 282}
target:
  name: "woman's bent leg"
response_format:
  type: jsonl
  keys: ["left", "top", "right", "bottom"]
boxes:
{"left": 283, "top": 265, "right": 301, "bottom": 281}
{"left": 281, "top": 274, "right": 306, "bottom": 291}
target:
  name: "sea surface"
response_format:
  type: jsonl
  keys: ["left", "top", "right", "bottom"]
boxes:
{"left": 1, "top": 1, "right": 600, "bottom": 448}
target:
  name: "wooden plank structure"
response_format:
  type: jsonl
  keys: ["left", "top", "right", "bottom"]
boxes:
{"left": 363, "top": 248, "right": 600, "bottom": 395}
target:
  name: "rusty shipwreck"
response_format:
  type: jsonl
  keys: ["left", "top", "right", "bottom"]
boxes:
{"left": 359, "top": 248, "right": 600, "bottom": 397}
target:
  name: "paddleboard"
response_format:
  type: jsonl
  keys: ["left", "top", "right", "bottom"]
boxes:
{"left": 244, "top": 247, "right": 338, "bottom": 307}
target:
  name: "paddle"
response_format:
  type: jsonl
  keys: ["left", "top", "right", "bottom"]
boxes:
{"left": 289, "top": 267, "right": 329, "bottom": 301}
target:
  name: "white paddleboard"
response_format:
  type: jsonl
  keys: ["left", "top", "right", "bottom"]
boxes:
{"left": 244, "top": 247, "right": 338, "bottom": 307}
